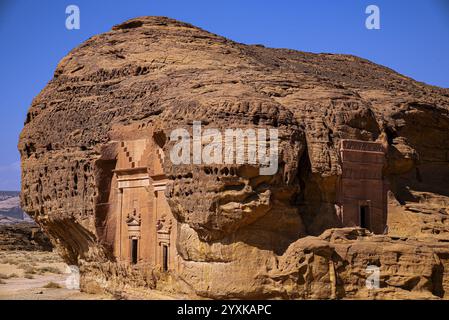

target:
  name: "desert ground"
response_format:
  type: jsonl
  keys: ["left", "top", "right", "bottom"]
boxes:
{"left": 0, "top": 221, "right": 184, "bottom": 300}
{"left": 0, "top": 250, "right": 112, "bottom": 300}
{"left": 0, "top": 250, "right": 187, "bottom": 300}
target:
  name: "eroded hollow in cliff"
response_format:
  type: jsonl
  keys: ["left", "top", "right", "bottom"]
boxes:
{"left": 42, "top": 217, "right": 99, "bottom": 265}
{"left": 94, "top": 158, "right": 117, "bottom": 257}
{"left": 297, "top": 139, "right": 388, "bottom": 236}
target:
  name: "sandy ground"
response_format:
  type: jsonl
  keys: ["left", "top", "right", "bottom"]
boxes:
{"left": 0, "top": 250, "right": 112, "bottom": 300}
{"left": 0, "top": 250, "right": 188, "bottom": 300}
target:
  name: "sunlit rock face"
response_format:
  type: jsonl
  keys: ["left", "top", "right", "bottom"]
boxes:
{"left": 19, "top": 16, "right": 449, "bottom": 299}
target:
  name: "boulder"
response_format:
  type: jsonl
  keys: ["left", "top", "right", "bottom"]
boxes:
{"left": 19, "top": 16, "right": 449, "bottom": 299}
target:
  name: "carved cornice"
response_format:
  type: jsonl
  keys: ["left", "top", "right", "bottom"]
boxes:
{"left": 126, "top": 209, "right": 141, "bottom": 226}
{"left": 156, "top": 215, "right": 172, "bottom": 234}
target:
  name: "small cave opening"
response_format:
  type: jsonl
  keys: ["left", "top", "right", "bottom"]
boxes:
{"left": 296, "top": 143, "right": 312, "bottom": 206}
{"left": 294, "top": 140, "right": 343, "bottom": 236}
{"left": 295, "top": 142, "right": 314, "bottom": 235}
{"left": 153, "top": 130, "right": 167, "bottom": 148}
{"left": 384, "top": 126, "right": 398, "bottom": 145}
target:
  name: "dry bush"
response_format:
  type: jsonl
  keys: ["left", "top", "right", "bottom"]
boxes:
{"left": 38, "top": 255, "right": 53, "bottom": 262}
{"left": 0, "top": 258, "right": 19, "bottom": 265}
{"left": 26, "top": 254, "right": 40, "bottom": 263}
{"left": 24, "top": 273, "right": 34, "bottom": 279}
{"left": 43, "top": 281, "right": 62, "bottom": 289}
{"left": 0, "top": 279, "right": 5, "bottom": 285}
{"left": 0, "top": 273, "right": 17, "bottom": 279}
{"left": 38, "top": 266, "right": 62, "bottom": 275}
{"left": 19, "top": 264, "right": 37, "bottom": 274}
{"left": 40, "top": 254, "right": 62, "bottom": 263}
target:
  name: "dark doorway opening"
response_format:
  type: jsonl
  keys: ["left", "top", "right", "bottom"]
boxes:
{"left": 360, "top": 205, "right": 370, "bottom": 230}
{"left": 162, "top": 245, "right": 169, "bottom": 271}
{"left": 131, "top": 239, "right": 138, "bottom": 264}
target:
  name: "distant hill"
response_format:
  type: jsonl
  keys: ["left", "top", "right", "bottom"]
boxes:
{"left": 0, "top": 191, "right": 27, "bottom": 221}
{"left": 0, "top": 191, "right": 20, "bottom": 201}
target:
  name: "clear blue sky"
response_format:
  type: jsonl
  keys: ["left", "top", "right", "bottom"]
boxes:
{"left": 0, "top": 0, "right": 448, "bottom": 191}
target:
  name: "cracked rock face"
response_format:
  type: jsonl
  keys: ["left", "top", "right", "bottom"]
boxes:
{"left": 19, "top": 16, "right": 449, "bottom": 299}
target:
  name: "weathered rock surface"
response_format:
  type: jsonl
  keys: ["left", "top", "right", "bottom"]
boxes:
{"left": 19, "top": 16, "right": 449, "bottom": 299}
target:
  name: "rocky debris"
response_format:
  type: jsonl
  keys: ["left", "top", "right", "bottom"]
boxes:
{"left": 18, "top": 16, "right": 449, "bottom": 299}
{"left": 0, "top": 222, "right": 52, "bottom": 251}
{"left": 275, "top": 228, "right": 449, "bottom": 299}
{"left": 78, "top": 228, "right": 449, "bottom": 299}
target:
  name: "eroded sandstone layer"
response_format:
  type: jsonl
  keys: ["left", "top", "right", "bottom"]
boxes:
{"left": 19, "top": 16, "right": 449, "bottom": 299}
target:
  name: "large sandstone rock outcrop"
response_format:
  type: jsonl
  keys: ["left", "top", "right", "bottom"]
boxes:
{"left": 19, "top": 16, "right": 449, "bottom": 299}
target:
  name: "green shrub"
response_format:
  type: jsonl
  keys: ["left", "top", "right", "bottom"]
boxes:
{"left": 19, "top": 264, "right": 37, "bottom": 274}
